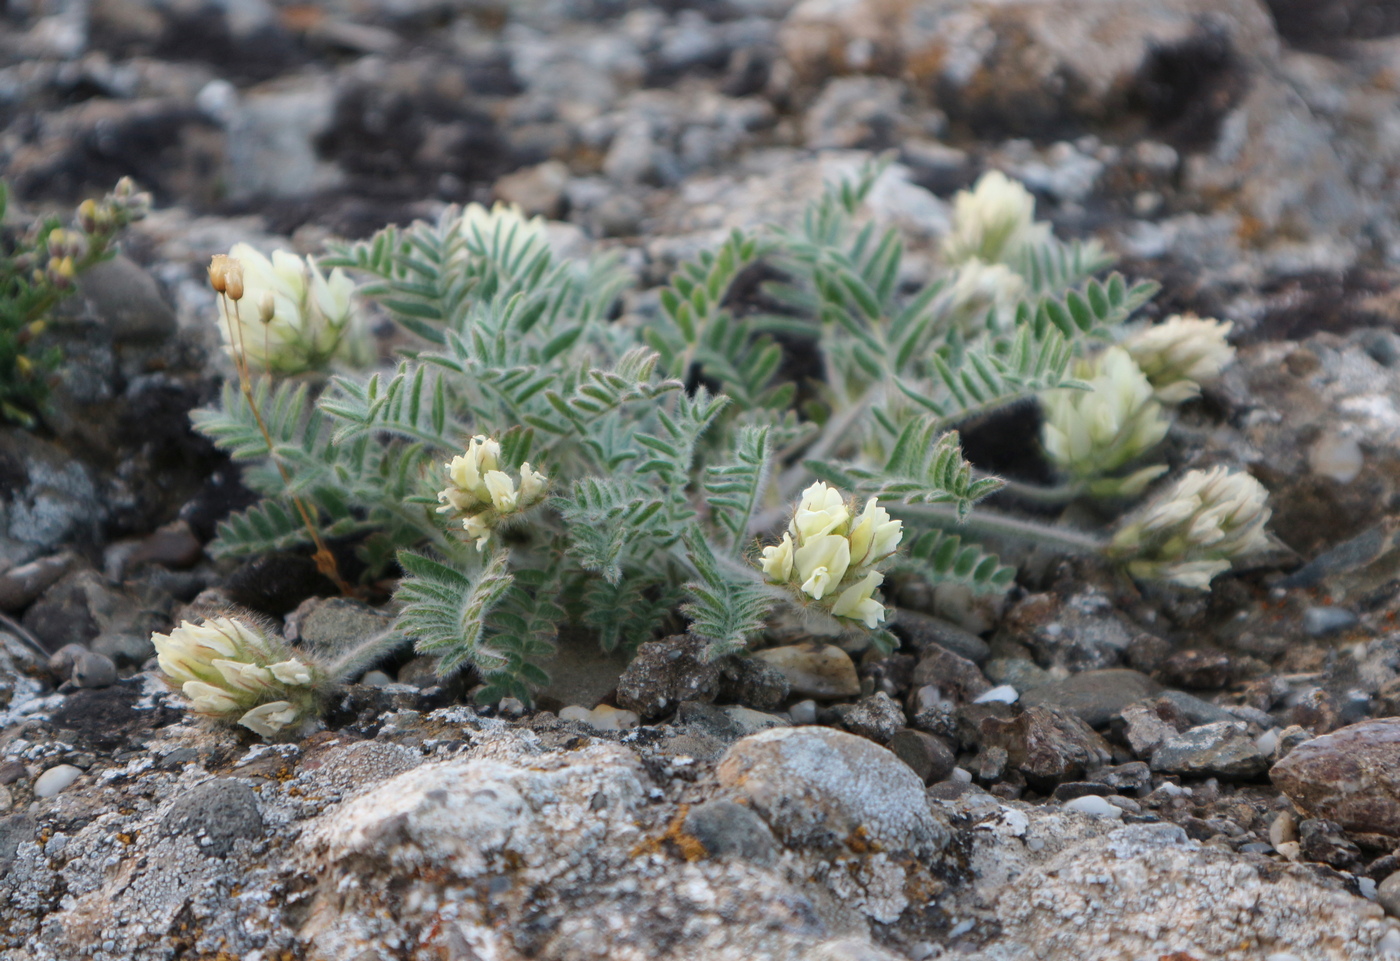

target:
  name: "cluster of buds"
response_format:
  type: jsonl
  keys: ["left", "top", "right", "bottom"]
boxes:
{"left": 1041, "top": 347, "right": 1170, "bottom": 497}
{"left": 41, "top": 228, "right": 89, "bottom": 289}
{"left": 76, "top": 177, "right": 152, "bottom": 236}
{"left": 941, "top": 170, "right": 1052, "bottom": 267}
{"left": 436, "top": 435, "right": 549, "bottom": 550}
{"left": 460, "top": 201, "right": 548, "bottom": 252}
{"left": 757, "top": 482, "right": 903, "bottom": 629}
{"left": 1108, "top": 466, "right": 1272, "bottom": 589}
{"left": 1122, "top": 314, "right": 1235, "bottom": 404}
{"left": 209, "top": 243, "right": 368, "bottom": 376}
{"left": 151, "top": 616, "right": 322, "bottom": 738}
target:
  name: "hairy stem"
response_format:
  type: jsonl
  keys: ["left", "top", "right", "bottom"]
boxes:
{"left": 891, "top": 503, "right": 1106, "bottom": 555}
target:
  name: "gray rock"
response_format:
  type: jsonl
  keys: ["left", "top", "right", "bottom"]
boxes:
{"left": 287, "top": 596, "right": 394, "bottom": 649}
{"left": 1271, "top": 717, "right": 1400, "bottom": 835}
{"left": 683, "top": 799, "right": 779, "bottom": 865}
{"left": 1379, "top": 871, "right": 1400, "bottom": 919}
{"left": 1303, "top": 605, "right": 1360, "bottom": 637}
{"left": 0, "top": 552, "right": 78, "bottom": 612}
{"left": 616, "top": 634, "right": 722, "bottom": 720}
{"left": 47, "top": 642, "right": 87, "bottom": 680}
{"left": 978, "top": 706, "right": 1114, "bottom": 787}
{"left": 76, "top": 255, "right": 177, "bottom": 345}
{"left": 1021, "top": 669, "right": 1163, "bottom": 728}
{"left": 718, "top": 655, "right": 791, "bottom": 710}
{"left": 889, "top": 729, "right": 956, "bottom": 785}
{"left": 891, "top": 608, "right": 990, "bottom": 664}
{"left": 754, "top": 643, "right": 860, "bottom": 698}
{"left": 72, "top": 650, "right": 117, "bottom": 688}
{"left": 160, "top": 779, "right": 264, "bottom": 858}
{"left": 0, "top": 813, "right": 36, "bottom": 872}
{"left": 1298, "top": 818, "right": 1361, "bottom": 868}
{"left": 716, "top": 726, "right": 949, "bottom": 859}
{"left": 1003, "top": 591, "right": 1144, "bottom": 673}
{"left": 1150, "top": 722, "right": 1267, "bottom": 779}
{"left": 838, "top": 691, "right": 906, "bottom": 744}
{"left": 911, "top": 642, "right": 991, "bottom": 702}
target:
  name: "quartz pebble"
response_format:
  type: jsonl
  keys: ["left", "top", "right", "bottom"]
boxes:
{"left": 754, "top": 643, "right": 860, "bottom": 698}
{"left": 34, "top": 765, "right": 82, "bottom": 798}
{"left": 1062, "top": 794, "right": 1122, "bottom": 818}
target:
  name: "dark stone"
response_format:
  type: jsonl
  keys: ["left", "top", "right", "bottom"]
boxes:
{"left": 926, "top": 779, "right": 977, "bottom": 801}
{"left": 683, "top": 799, "right": 779, "bottom": 865}
{"left": 1272, "top": 718, "right": 1400, "bottom": 836}
{"left": 911, "top": 643, "right": 991, "bottom": 702}
{"left": 717, "top": 655, "right": 790, "bottom": 711}
{"left": 160, "top": 779, "right": 264, "bottom": 858}
{"left": 0, "top": 760, "right": 27, "bottom": 785}
{"left": 1156, "top": 649, "right": 1236, "bottom": 690}
{"left": 22, "top": 571, "right": 103, "bottom": 651}
{"left": 978, "top": 706, "right": 1113, "bottom": 788}
{"left": 1298, "top": 818, "right": 1362, "bottom": 869}
{"left": 616, "top": 634, "right": 722, "bottom": 720}
{"left": 890, "top": 609, "right": 990, "bottom": 664}
{"left": 889, "top": 729, "right": 956, "bottom": 785}
{"left": 1021, "top": 669, "right": 1162, "bottom": 728}
{"left": 1051, "top": 782, "right": 1115, "bottom": 802}
{"left": 1128, "top": 25, "right": 1249, "bottom": 152}
{"left": 838, "top": 692, "right": 906, "bottom": 745}
{"left": 72, "top": 650, "right": 118, "bottom": 688}
{"left": 178, "top": 466, "right": 260, "bottom": 544}
{"left": 224, "top": 552, "right": 337, "bottom": 618}
{"left": 1150, "top": 722, "right": 1268, "bottom": 779}
{"left": 49, "top": 682, "right": 173, "bottom": 751}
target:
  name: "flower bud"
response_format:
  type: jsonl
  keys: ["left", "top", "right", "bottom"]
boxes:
{"left": 436, "top": 437, "right": 548, "bottom": 550}
{"left": 759, "top": 533, "right": 795, "bottom": 583}
{"left": 1109, "top": 466, "right": 1272, "bottom": 589}
{"left": 1123, "top": 315, "right": 1235, "bottom": 403}
{"left": 830, "top": 570, "right": 885, "bottom": 629}
{"left": 790, "top": 481, "right": 849, "bottom": 540}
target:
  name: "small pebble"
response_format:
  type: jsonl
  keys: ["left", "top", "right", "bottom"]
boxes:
{"left": 1062, "top": 795, "right": 1123, "bottom": 819}
{"left": 1270, "top": 810, "right": 1298, "bottom": 848}
{"left": 951, "top": 767, "right": 972, "bottom": 783}
{"left": 47, "top": 643, "right": 87, "bottom": 680}
{"left": 787, "top": 699, "right": 818, "bottom": 725}
{"left": 1380, "top": 928, "right": 1400, "bottom": 954}
{"left": 558, "top": 705, "right": 592, "bottom": 723}
{"left": 497, "top": 697, "right": 527, "bottom": 718}
{"left": 361, "top": 670, "right": 395, "bottom": 688}
{"left": 586, "top": 705, "right": 639, "bottom": 731}
{"left": 1256, "top": 728, "right": 1280, "bottom": 757}
{"left": 0, "top": 784, "right": 11, "bottom": 813}
{"left": 1360, "top": 877, "right": 1379, "bottom": 900}
{"left": 72, "top": 651, "right": 117, "bottom": 688}
{"left": 34, "top": 764, "right": 82, "bottom": 798}
{"left": 973, "top": 684, "right": 1018, "bottom": 704}
{"left": 1302, "top": 606, "right": 1359, "bottom": 637}
{"left": 1379, "top": 872, "right": 1400, "bottom": 918}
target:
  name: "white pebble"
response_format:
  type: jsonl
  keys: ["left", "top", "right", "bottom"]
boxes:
{"left": 34, "top": 764, "right": 82, "bottom": 798}
{"left": 974, "top": 684, "right": 1018, "bottom": 704}
{"left": 787, "top": 699, "right": 818, "bottom": 725}
{"left": 1360, "top": 877, "right": 1379, "bottom": 900}
{"left": 1062, "top": 795, "right": 1123, "bottom": 819}
{"left": 951, "top": 767, "right": 973, "bottom": 783}
{"left": 361, "top": 670, "right": 394, "bottom": 688}
{"left": 586, "top": 705, "right": 639, "bottom": 731}
{"left": 1380, "top": 927, "right": 1400, "bottom": 955}
{"left": 1266, "top": 954, "right": 1303, "bottom": 961}
{"left": 558, "top": 705, "right": 592, "bottom": 723}
{"left": 1255, "top": 728, "right": 1279, "bottom": 756}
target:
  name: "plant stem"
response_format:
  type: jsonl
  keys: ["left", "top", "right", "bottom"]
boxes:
{"left": 890, "top": 503, "right": 1106, "bottom": 555}
{"left": 990, "top": 475, "right": 1086, "bottom": 505}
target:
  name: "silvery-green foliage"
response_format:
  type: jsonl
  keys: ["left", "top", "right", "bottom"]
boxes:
{"left": 192, "top": 169, "right": 1173, "bottom": 700}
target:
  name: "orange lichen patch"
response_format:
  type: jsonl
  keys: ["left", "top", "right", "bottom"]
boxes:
{"left": 116, "top": 831, "right": 137, "bottom": 846}
{"left": 1158, "top": 953, "right": 1201, "bottom": 961}
{"left": 844, "top": 824, "right": 884, "bottom": 855}
{"left": 630, "top": 805, "right": 708, "bottom": 862}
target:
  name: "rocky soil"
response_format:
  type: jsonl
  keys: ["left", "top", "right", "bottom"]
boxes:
{"left": 8, "top": 0, "right": 1400, "bottom": 958}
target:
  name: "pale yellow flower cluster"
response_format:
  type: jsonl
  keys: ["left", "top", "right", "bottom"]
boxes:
{"left": 942, "top": 171, "right": 1052, "bottom": 267}
{"left": 436, "top": 435, "right": 549, "bottom": 550}
{"left": 151, "top": 616, "right": 320, "bottom": 738}
{"left": 1122, "top": 314, "right": 1235, "bottom": 404}
{"left": 758, "top": 482, "right": 902, "bottom": 629}
{"left": 213, "top": 243, "right": 369, "bottom": 375}
{"left": 1109, "top": 466, "right": 1272, "bottom": 589}
{"left": 1041, "top": 347, "right": 1170, "bottom": 496}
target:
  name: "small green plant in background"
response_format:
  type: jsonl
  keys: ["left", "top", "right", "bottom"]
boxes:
{"left": 167, "top": 166, "right": 1274, "bottom": 733}
{"left": 0, "top": 178, "right": 151, "bottom": 426}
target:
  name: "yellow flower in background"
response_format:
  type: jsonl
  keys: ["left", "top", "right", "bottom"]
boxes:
{"left": 215, "top": 243, "right": 368, "bottom": 375}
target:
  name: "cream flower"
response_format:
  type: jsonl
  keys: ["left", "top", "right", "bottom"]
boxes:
{"left": 760, "top": 533, "right": 796, "bottom": 583}
{"left": 790, "top": 482, "right": 850, "bottom": 540}
{"left": 484, "top": 470, "right": 519, "bottom": 513}
{"left": 795, "top": 533, "right": 851, "bottom": 600}
{"left": 942, "top": 170, "right": 1052, "bottom": 266}
{"left": 939, "top": 260, "right": 1027, "bottom": 334}
{"left": 1123, "top": 315, "right": 1235, "bottom": 404}
{"left": 238, "top": 701, "right": 303, "bottom": 738}
{"left": 214, "top": 243, "right": 367, "bottom": 375}
{"left": 437, "top": 437, "right": 549, "bottom": 549}
{"left": 268, "top": 659, "right": 313, "bottom": 686}
{"left": 463, "top": 513, "right": 494, "bottom": 551}
{"left": 830, "top": 571, "right": 885, "bottom": 629}
{"left": 848, "top": 498, "right": 902, "bottom": 568}
{"left": 182, "top": 680, "right": 243, "bottom": 715}
{"left": 1110, "top": 466, "right": 1272, "bottom": 590}
{"left": 519, "top": 463, "right": 548, "bottom": 504}
{"left": 150, "top": 615, "right": 321, "bottom": 739}
{"left": 1042, "top": 347, "right": 1169, "bottom": 481}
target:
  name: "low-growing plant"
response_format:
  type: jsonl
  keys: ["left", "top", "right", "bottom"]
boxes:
{"left": 0, "top": 178, "right": 151, "bottom": 426}
{"left": 174, "top": 164, "right": 1273, "bottom": 729}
